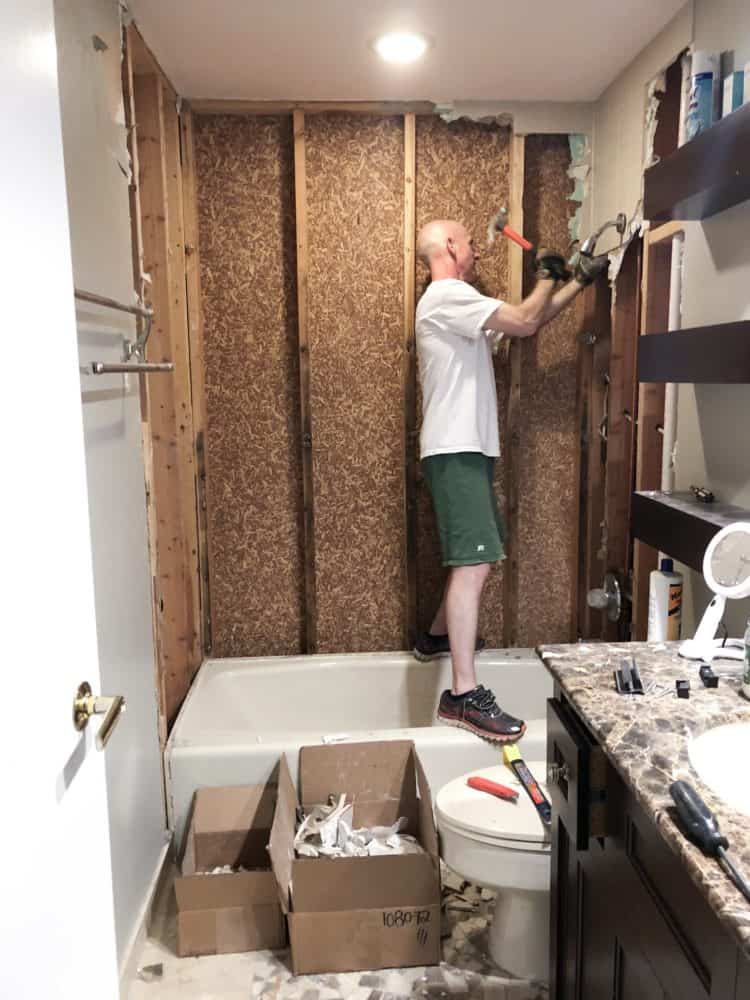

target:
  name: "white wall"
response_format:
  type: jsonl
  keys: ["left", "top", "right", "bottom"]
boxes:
{"left": 54, "top": 0, "right": 168, "bottom": 973}
{"left": 591, "top": 3, "right": 693, "bottom": 232}
{"left": 592, "top": 0, "right": 750, "bottom": 636}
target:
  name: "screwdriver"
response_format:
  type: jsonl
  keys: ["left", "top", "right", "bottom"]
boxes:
{"left": 669, "top": 780, "right": 750, "bottom": 904}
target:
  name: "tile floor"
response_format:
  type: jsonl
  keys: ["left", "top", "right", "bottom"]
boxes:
{"left": 126, "top": 865, "right": 548, "bottom": 1000}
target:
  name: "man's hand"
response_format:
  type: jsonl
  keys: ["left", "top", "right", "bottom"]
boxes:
{"left": 574, "top": 252, "right": 609, "bottom": 286}
{"left": 533, "top": 247, "right": 570, "bottom": 284}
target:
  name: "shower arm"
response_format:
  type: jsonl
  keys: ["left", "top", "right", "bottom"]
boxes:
{"left": 579, "top": 212, "right": 628, "bottom": 257}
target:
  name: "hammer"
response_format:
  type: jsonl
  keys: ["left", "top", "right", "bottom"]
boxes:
{"left": 487, "top": 206, "right": 533, "bottom": 252}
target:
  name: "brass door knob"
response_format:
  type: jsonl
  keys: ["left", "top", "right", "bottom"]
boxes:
{"left": 73, "top": 682, "right": 126, "bottom": 750}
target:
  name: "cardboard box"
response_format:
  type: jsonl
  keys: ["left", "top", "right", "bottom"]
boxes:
{"left": 269, "top": 741, "right": 441, "bottom": 975}
{"left": 175, "top": 784, "right": 286, "bottom": 957}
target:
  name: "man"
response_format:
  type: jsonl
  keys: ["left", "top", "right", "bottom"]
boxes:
{"left": 413, "top": 219, "right": 606, "bottom": 743}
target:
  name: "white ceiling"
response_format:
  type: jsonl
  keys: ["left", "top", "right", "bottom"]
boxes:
{"left": 127, "top": 0, "right": 686, "bottom": 103}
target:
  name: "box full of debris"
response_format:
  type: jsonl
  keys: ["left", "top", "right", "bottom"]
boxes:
{"left": 175, "top": 784, "right": 286, "bottom": 957}
{"left": 269, "top": 740, "right": 441, "bottom": 974}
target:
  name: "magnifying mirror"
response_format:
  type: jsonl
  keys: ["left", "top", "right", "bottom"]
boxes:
{"left": 679, "top": 522, "right": 750, "bottom": 662}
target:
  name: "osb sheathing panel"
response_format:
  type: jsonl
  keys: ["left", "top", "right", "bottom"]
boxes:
{"left": 193, "top": 114, "right": 305, "bottom": 657}
{"left": 518, "top": 135, "right": 579, "bottom": 645}
{"left": 305, "top": 114, "right": 406, "bottom": 652}
{"left": 415, "top": 116, "right": 511, "bottom": 646}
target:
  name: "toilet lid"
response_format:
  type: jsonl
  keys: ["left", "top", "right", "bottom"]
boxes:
{"left": 436, "top": 763, "right": 551, "bottom": 849}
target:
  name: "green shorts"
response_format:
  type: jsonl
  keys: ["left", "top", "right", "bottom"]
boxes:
{"left": 422, "top": 452, "right": 505, "bottom": 566}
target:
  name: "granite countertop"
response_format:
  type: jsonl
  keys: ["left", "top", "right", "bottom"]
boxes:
{"left": 538, "top": 640, "right": 750, "bottom": 960}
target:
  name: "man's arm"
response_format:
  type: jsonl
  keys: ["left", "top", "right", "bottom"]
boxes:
{"left": 485, "top": 250, "right": 609, "bottom": 338}
{"left": 539, "top": 278, "right": 585, "bottom": 325}
{"left": 483, "top": 277, "right": 556, "bottom": 338}
{"left": 483, "top": 246, "right": 569, "bottom": 339}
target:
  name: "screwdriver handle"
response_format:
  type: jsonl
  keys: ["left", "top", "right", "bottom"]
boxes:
{"left": 669, "top": 780, "right": 728, "bottom": 857}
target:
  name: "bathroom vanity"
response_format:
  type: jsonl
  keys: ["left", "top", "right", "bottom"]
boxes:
{"left": 540, "top": 642, "right": 750, "bottom": 1000}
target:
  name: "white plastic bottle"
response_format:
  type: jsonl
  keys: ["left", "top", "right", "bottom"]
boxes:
{"left": 647, "top": 558, "right": 683, "bottom": 641}
{"left": 742, "top": 616, "right": 750, "bottom": 701}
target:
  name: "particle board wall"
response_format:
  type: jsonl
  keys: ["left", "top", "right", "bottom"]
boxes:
{"left": 415, "top": 116, "right": 511, "bottom": 646}
{"left": 191, "top": 112, "right": 580, "bottom": 657}
{"left": 517, "top": 135, "right": 580, "bottom": 645}
{"left": 305, "top": 113, "right": 406, "bottom": 651}
{"left": 193, "top": 114, "right": 305, "bottom": 657}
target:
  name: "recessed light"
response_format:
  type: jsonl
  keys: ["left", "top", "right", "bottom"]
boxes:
{"left": 373, "top": 32, "right": 429, "bottom": 65}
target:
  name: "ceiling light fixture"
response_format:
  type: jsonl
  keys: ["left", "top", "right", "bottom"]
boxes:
{"left": 373, "top": 32, "right": 429, "bottom": 65}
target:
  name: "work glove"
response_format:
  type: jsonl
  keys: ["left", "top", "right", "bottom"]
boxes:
{"left": 533, "top": 247, "right": 570, "bottom": 283}
{"left": 574, "top": 252, "right": 609, "bottom": 286}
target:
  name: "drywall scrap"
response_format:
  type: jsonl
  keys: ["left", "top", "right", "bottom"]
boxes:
{"left": 437, "top": 101, "right": 594, "bottom": 137}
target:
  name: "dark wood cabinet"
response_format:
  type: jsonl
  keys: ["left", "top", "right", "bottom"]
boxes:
{"left": 547, "top": 688, "right": 750, "bottom": 999}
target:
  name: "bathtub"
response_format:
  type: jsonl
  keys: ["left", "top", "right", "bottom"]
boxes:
{"left": 165, "top": 648, "right": 553, "bottom": 851}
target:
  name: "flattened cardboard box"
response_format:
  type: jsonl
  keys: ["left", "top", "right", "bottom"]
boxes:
{"left": 269, "top": 740, "right": 442, "bottom": 975}
{"left": 175, "top": 784, "right": 285, "bottom": 957}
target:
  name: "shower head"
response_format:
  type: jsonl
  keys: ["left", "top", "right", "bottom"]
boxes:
{"left": 580, "top": 212, "right": 627, "bottom": 256}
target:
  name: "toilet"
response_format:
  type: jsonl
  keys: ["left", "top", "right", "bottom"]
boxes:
{"left": 436, "top": 762, "right": 551, "bottom": 982}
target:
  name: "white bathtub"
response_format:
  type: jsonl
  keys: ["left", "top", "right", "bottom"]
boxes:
{"left": 165, "top": 648, "right": 553, "bottom": 851}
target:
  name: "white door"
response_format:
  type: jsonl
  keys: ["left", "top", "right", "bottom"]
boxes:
{"left": 0, "top": 2, "right": 119, "bottom": 997}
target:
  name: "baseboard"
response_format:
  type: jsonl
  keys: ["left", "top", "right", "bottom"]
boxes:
{"left": 118, "top": 837, "right": 172, "bottom": 995}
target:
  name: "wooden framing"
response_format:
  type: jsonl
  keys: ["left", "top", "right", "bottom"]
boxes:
{"left": 402, "top": 113, "right": 418, "bottom": 648}
{"left": 125, "top": 23, "right": 203, "bottom": 732}
{"left": 576, "top": 280, "right": 612, "bottom": 639}
{"left": 122, "top": 27, "right": 166, "bottom": 745}
{"left": 189, "top": 100, "right": 435, "bottom": 116}
{"left": 632, "top": 227, "right": 674, "bottom": 638}
{"left": 293, "top": 110, "right": 318, "bottom": 653}
{"left": 503, "top": 134, "right": 525, "bottom": 648}
{"left": 604, "top": 239, "right": 642, "bottom": 640}
{"left": 179, "top": 106, "right": 213, "bottom": 655}
{"left": 162, "top": 98, "right": 202, "bottom": 678}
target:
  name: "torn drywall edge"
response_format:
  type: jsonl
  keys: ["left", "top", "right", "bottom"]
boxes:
{"left": 567, "top": 134, "right": 591, "bottom": 248}
{"left": 643, "top": 69, "right": 667, "bottom": 171}
{"left": 437, "top": 101, "right": 594, "bottom": 136}
{"left": 607, "top": 207, "right": 644, "bottom": 288}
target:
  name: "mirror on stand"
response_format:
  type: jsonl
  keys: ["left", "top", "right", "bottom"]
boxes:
{"left": 679, "top": 522, "right": 750, "bottom": 663}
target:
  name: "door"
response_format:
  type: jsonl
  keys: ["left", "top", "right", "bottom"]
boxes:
{"left": 1, "top": 2, "right": 119, "bottom": 997}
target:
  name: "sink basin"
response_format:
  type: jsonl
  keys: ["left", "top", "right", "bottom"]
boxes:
{"left": 688, "top": 722, "right": 750, "bottom": 818}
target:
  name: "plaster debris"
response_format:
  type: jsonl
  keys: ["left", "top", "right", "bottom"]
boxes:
{"left": 136, "top": 963, "right": 163, "bottom": 982}
{"left": 322, "top": 732, "right": 352, "bottom": 744}
{"left": 294, "top": 796, "right": 422, "bottom": 858}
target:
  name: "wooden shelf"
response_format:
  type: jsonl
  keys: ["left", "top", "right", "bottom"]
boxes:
{"left": 638, "top": 320, "right": 750, "bottom": 383}
{"left": 644, "top": 102, "right": 750, "bottom": 222}
{"left": 631, "top": 491, "right": 750, "bottom": 571}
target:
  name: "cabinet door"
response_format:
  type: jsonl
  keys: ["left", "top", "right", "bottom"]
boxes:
{"left": 548, "top": 694, "right": 612, "bottom": 999}
{"left": 614, "top": 939, "right": 667, "bottom": 1000}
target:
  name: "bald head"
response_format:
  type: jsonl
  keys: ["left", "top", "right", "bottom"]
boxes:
{"left": 417, "top": 219, "right": 478, "bottom": 282}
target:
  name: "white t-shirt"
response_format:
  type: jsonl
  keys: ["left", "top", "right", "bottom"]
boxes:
{"left": 415, "top": 278, "right": 504, "bottom": 459}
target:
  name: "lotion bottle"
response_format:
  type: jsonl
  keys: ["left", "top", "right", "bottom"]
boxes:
{"left": 647, "top": 558, "right": 683, "bottom": 641}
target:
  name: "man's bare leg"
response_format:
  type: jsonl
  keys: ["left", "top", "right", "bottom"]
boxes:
{"left": 444, "top": 563, "right": 491, "bottom": 694}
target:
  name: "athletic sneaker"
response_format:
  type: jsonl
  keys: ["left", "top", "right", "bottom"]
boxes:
{"left": 437, "top": 684, "right": 526, "bottom": 743}
{"left": 413, "top": 631, "right": 485, "bottom": 662}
